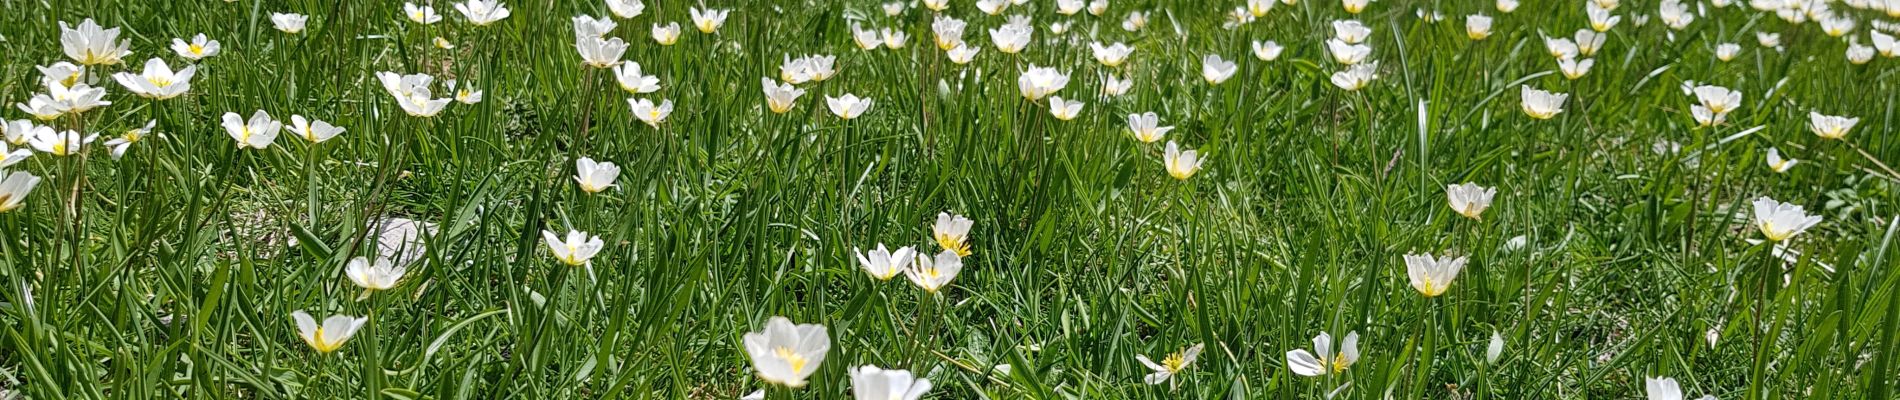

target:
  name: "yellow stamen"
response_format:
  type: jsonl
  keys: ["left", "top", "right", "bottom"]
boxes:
{"left": 774, "top": 346, "right": 808, "bottom": 373}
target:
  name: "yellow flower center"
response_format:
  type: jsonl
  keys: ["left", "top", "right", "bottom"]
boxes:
{"left": 774, "top": 346, "right": 808, "bottom": 373}
{"left": 1330, "top": 357, "right": 1351, "bottom": 373}
{"left": 1162, "top": 352, "right": 1187, "bottom": 372}
{"left": 308, "top": 327, "right": 343, "bottom": 352}
{"left": 562, "top": 243, "right": 584, "bottom": 265}
{"left": 934, "top": 234, "right": 971, "bottom": 256}
{"left": 1419, "top": 277, "right": 1445, "bottom": 297}
{"left": 189, "top": 43, "right": 205, "bottom": 54}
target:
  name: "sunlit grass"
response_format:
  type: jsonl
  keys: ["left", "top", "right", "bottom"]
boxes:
{"left": 0, "top": 0, "right": 1897, "bottom": 399}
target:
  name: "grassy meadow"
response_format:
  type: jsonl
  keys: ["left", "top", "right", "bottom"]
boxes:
{"left": 1, "top": 0, "right": 1898, "bottom": 398}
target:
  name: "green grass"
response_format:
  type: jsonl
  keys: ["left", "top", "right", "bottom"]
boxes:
{"left": 1, "top": 0, "right": 1898, "bottom": 398}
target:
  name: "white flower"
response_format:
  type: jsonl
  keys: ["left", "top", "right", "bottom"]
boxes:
{"left": 850, "top": 365, "right": 932, "bottom": 400}
{"left": 606, "top": 0, "right": 645, "bottom": 19}
{"left": 221, "top": 110, "right": 282, "bottom": 149}
{"left": 0, "top": 139, "right": 28, "bottom": 169}
{"left": 1808, "top": 112, "right": 1858, "bottom": 139}
{"left": 573, "top": 157, "right": 621, "bottom": 193}
{"left": 1201, "top": 55, "right": 1237, "bottom": 85}
{"left": 0, "top": 171, "right": 42, "bottom": 213}
{"left": 1821, "top": 15, "right": 1855, "bottom": 37}
{"left": 1715, "top": 43, "right": 1740, "bottom": 61}
{"left": 28, "top": 78, "right": 110, "bottom": 116}
{"left": 931, "top": 17, "right": 966, "bottom": 50}
{"left": 881, "top": 28, "right": 909, "bottom": 49}
{"left": 573, "top": 14, "right": 618, "bottom": 39}
{"left": 1467, "top": 15, "right": 1493, "bottom": 40}
{"left": 290, "top": 311, "right": 366, "bottom": 353}
{"left": 827, "top": 94, "right": 873, "bottom": 120}
{"left": 103, "top": 120, "right": 153, "bottom": 160}
{"left": 1163, "top": 141, "right": 1203, "bottom": 180}
{"left": 1875, "top": 31, "right": 1898, "bottom": 57}
{"left": 947, "top": 44, "right": 981, "bottom": 64}
{"left": 906, "top": 250, "right": 964, "bottom": 293}
{"left": 1645, "top": 376, "right": 1719, "bottom": 400}
{"left": 1048, "top": 96, "right": 1084, "bottom": 120}
{"left": 652, "top": 22, "right": 681, "bottom": 45}
{"left": 346, "top": 256, "right": 407, "bottom": 291}
{"left": 1017, "top": 66, "right": 1070, "bottom": 100}
{"left": 1330, "top": 62, "right": 1379, "bottom": 91}
{"left": 1752, "top": 196, "right": 1821, "bottom": 242}
{"left": 1326, "top": 39, "right": 1372, "bottom": 65}
{"left": 1660, "top": 0, "right": 1695, "bottom": 29}
{"left": 882, "top": 2, "right": 907, "bottom": 16}
{"left": 932, "top": 212, "right": 974, "bottom": 256}
{"left": 976, "top": 0, "right": 1010, "bottom": 15}
{"left": 1252, "top": 40, "right": 1284, "bottom": 60}
{"left": 1544, "top": 37, "right": 1579, "bottom": 59}
{"left": 1122, "top": 11, "right": 1148, "bottom": 31}
{"left": 628, "top": 98, "right": 673, "bottom": 128}
{"left": 1248, "top": 0, "right": 1276, "bottom": 15}
{"left": 854, "top": 244, "right": 917, "bottom": 281}
{"left": 1102, "top": 75, "right": 1133, "bottom": 96}
{"left": 455, "top": 0, "right": 512, "bottom": 26}
{"left": 923, "top": 0, "right": 949, "bottom": 11}
{"left": 762, "top": 78, "right": 806, "bottom": 114}
{"left": 112, "top": 58, "right": 196, "bottom": 100}
{"left": 60, "top": 19, "right": 132, "bottom": 65}
{"left": 1486, "top": 332, "right": 1505, "bottom": 364}
{"left": 1332, "top": 20, "right": 1371, "bottom": 43}
{"left": 803, "top": 55, "right": 838, "bottom": 81}
{"left": 271, "top": 13, "right": 309, "bottom": 34}
{"left": 449, "top": 80, "right": 483, "bottom": 104}
{"left": 290, "top": 115, "right": 345, "bottom": 144}
{"left": 1446, "top": 183, "right": 1497, "bottom": 220}
{"left": 1520, "top": 86, "right": 1567, "bottom": 119}
{"left": 1090, "top": 42, "right": 1134, "bottom": 67}
{"left": 576, "top": 35, "right": 628, "bottom": 68}
{"left": 1756, "top": 32, "right": 1781, "bottom": 48}
{"left": 1404, "top": 252, "right": 1468, "bottom": 297}
{"left": 613, "top": 63, "right": 661, "bottom": 93}
{"left": 1287, "top": 331, "right": 1359, "bottom": 376}
{"left": 742, "top": 317, "right": 830, "bottom": 388}
{"left": 1557, "top": 58, "right": 1594, "bottom": 80}
{"left": 29, "top": 129, "right": 96, "bottom": 157}
{"left": 171, "top": 34, "right": 221, "bottom": 60}
{"left": 989, "top": 22, "right": 1033, "bottom": 54}
{"left": 1341, "top": 0, "right": 1370, "bottom": 13}
{"left": 690, "top": 7, "right": 730, "bottom": 33}
{"left": 37, "top": 62, "right": 84, "bottom": 88}
{"left": 1574, "top": 29, "right": 1606, "bottom": 56}
{"left": 1586, "top": 4, "right": 1620, "bottom": 31}
{"left": 542, "top": 229, "right": 605, "bottom": 266}
{"left": 1136, "top": 343, "right": 1204, "bottom": 385}
{"left": 405, "top": 2, "right": 444, "bottom": 24}
{"left": 1127, "top": 112, "right": 1172, "bottom": 143}
{"left": 1848, "top": 44, "right": 1875, "bottom": 64}
{"left": 376, "top": 71, "right": 453, "bottom": 117}
{"left": 3, "top": 120, "right": 44, "bottom": 146}
{"left": 1692, "top": 85, "right": 1742, "bottom": 115}
{"left": 1058, "top": 0, "right": 1087, "bottom": 14}
{"left": 1765, "top": 148, "right": 1796, "bottom": 173}
{"left": 852, "top": 25, "right": 883, "bottom": 50}
{"left": 1497, "top": 0, "right": 1519, "bottom": 12}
